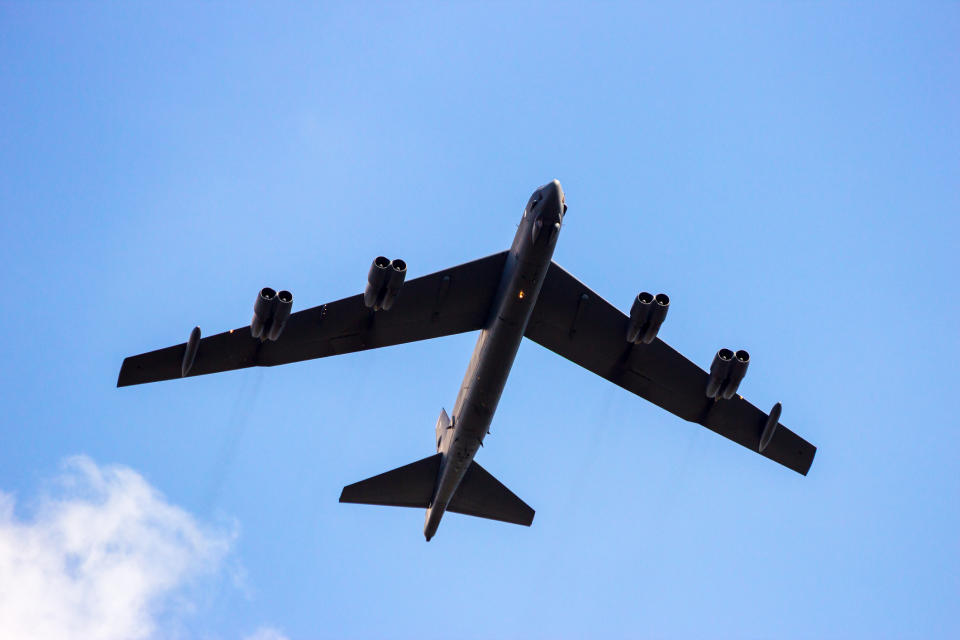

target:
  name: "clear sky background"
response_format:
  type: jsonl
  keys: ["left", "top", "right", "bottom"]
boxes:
{"left": 1, "top": 3, "right": 957, "bottom": 639}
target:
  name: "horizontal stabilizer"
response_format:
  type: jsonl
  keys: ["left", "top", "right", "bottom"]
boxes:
{"left": 339, "top": 454, "right": 441, "bottom": 508}
{"left": 448, "top": 461, "right": 534, "bottom": 526}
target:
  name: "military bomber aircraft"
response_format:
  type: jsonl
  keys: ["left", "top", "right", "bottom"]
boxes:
{"left": 118, "top": 180, "right": 816, "bottom": 541}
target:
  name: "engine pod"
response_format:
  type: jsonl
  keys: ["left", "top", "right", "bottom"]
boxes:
{"left": 266, "top": 290, "right": 293, "bottom": 341}
{"left": 251, "top": 287, "right": 277, "bottom": 339}
{"left": 626, "top": 292, "right": 654, "bottom": 343}
{"left": 706, "top": 348, "right": 734, "bottom": 398}
{"left": 719, "top": 350, "right": 750, "bottom": 399}
{"left": 379, "top": 259, "right": 407, "bottom": 311}
{"left": 363, "top": 256, "right": 391, "bottom": 309}
{"left": 639, "top": 293, "right": 669, "bottom": 344}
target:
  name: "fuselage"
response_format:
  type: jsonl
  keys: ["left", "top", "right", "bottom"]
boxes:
{"left": 424, "top": 180, "right": 565, "bottom": 540}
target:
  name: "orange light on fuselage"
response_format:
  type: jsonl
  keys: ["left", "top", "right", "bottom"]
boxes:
{"left": 518, "top": 290, "right": 525, "bottom": 299}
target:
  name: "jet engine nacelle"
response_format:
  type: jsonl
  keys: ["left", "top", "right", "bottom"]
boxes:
{"left": 626, "top": 292, "right": 669, "bottom": 344}
{"left": 363, "top": 256, "right": 391, "bottom": 308}
{"left": 363, "top": 257, "right": 406, "bottom": 311}
{"left": 705, "top": 348, "right": 750, "bottom": 399}
{"left": 266, "top": 290, "right": 293, "bottom": 341}
{"left": 250, "top": 287, "right": 294, "bottom": 341}
{"left": 251, "top": 287, "right": 277, "bottom": 339}
{"left": 380, "top": 259, "right": 407, "bottom": 311}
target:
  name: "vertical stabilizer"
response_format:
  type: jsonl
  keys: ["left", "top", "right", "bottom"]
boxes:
{"left": 435, "top": 408, "right": 451, "bottom": 451}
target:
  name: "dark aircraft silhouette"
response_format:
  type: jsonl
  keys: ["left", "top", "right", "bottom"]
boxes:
{"left": 118, "top": 180, "right": 815, "bottom": 540}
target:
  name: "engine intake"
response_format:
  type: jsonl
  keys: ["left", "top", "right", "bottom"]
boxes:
{"left": 380, "top": 259, "right": 407, "bottom": 311}
{"left": 363, "top": 256, "right": 391, "bottom": 309}
{"left": 266, "top": 290, "right": 293, "bottom": 341}
{"left": 720, "top": 349, "right": 750, "bottom": 399}
{"left": 626, "top": 293, "right": 653, "bottom": 343}
{"left": 250, "top": 287, "right": 294, "bottom": 341}
{"left": 250, "top": 287, "right": 277, "bottom": 339}
{"left": 705, "top": 348, "right": 750, "bottom": 399}
{"left": 705, "top": 348, "right": 734, "bottom": 398}
{"left": 626, "top": 292, "right": 669, "bottom": 344}
{"left": 363, "top": 256, "right": 406, "bottom": 311}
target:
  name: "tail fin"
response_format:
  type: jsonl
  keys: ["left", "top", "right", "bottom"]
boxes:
{"left": 340, "top": 454, "right": 534, "bottom": 528}
{"left": 339, "top": 454, "right": 441, "bottom": 508}
{"left": 448, "top": 461, "right": 534, "bottom": 526}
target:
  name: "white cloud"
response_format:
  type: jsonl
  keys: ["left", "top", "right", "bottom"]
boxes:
{"left": 0, "top": 456, "right": 235, "bottom": 640}
{"left": 243, "top": 627, "right": 290, "bottom": 640}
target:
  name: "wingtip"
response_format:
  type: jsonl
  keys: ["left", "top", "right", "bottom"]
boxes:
{"left": 788, "top": 442, "right": 817, "bottom": 476}
{"left": 800, "top": 445, "right": 817, "bottom": 476}
{"left": 116, "top": 360, "right": 130, "bottom": 388}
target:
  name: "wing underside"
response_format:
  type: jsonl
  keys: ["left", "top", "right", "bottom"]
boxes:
{"left": 118, "top": 251, "right": 814, "bottom": 474}
{"left": 118, "top": 251, "right": 508, "bottom": 386}
{"left": 525, "top": 261, "right": 816, "bottom": 475}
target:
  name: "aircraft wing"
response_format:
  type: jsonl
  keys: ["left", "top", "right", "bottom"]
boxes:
{"left": 118, "top": 251, "right": 509, "bottom": 387}
{"left": 525, "top": 261, "right": 816, "bottom": 475}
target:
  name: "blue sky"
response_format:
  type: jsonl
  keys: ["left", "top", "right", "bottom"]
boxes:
{"left": 1, "top": 3, "right": 957, "bottom": 638}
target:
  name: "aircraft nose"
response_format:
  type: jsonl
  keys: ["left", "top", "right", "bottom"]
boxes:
{"left": 539, "top": 179, "right": 565, "bottom": 221}
{"left": 542, "top": 179, "right": 564, "bottom": 203}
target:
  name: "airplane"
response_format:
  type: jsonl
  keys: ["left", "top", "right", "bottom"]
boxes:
{"left": 118, "top": 180, "right": 816, "bottom": 541}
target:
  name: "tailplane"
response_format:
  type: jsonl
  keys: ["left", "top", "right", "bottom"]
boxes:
{"left": 339, "top": 456, "right": 534, "bottom": 532}
{"left": 448, "top": 461, "right": 534, "bottom": 526}
{"left": 339, "top": 454, "right": 440, "bottom": 508}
